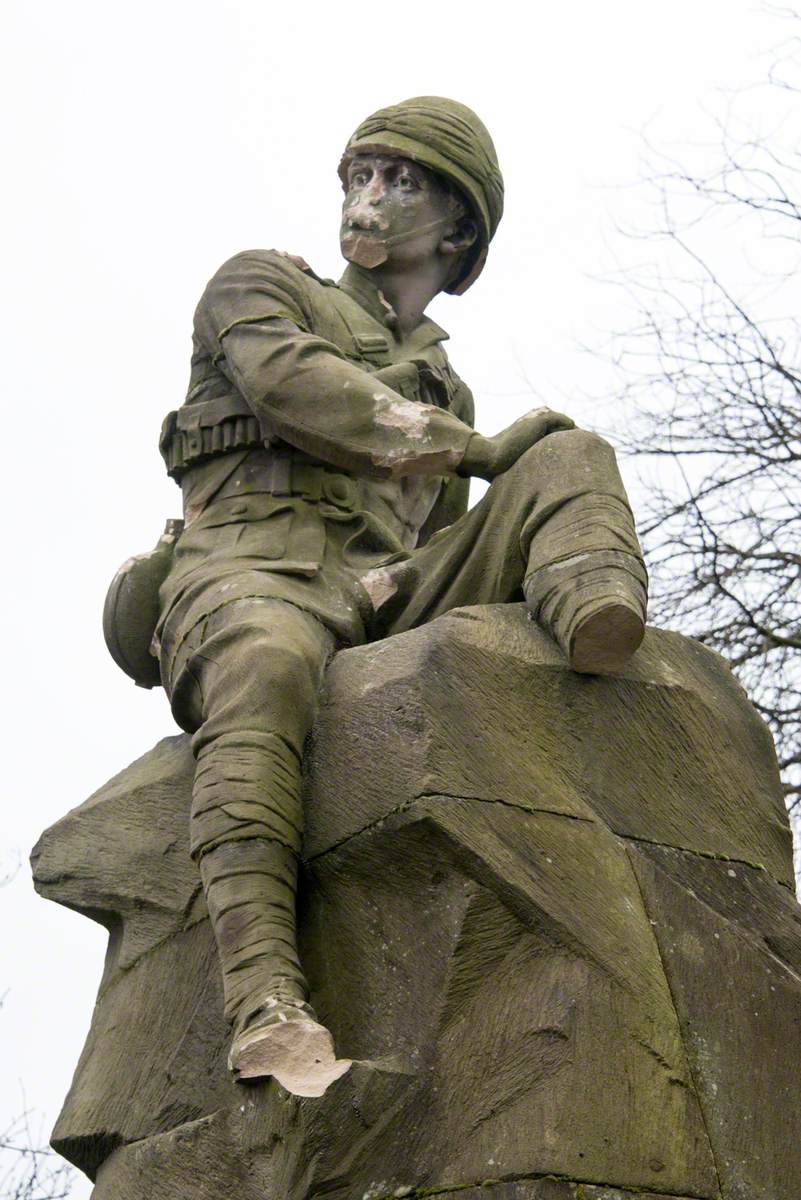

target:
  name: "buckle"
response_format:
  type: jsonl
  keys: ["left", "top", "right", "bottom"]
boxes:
{"left": 322, "top": 472, "right": 357, "bottom": 510}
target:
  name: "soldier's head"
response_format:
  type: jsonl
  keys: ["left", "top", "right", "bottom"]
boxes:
{"left": 338, "top": 97, "right": 504, "bottom": 295}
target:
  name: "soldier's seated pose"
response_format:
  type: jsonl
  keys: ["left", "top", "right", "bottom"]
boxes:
{"left": 150, "top": 97, "right": 647, "bottom": 1096}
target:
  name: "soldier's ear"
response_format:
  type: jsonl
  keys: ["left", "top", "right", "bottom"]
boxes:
{"left": 440, "top": 216, "right": 478, "bottom": 257}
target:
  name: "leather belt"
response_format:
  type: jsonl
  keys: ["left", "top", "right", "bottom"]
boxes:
{"left": 216, "top": 453, "right": 361, "bottom": 513}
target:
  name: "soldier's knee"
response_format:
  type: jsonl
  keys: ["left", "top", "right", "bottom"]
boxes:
{"left": 501, "top": 428, "right": 615, "bottom": 490}
{"left": 227, "top": 622, "right": 325, "bottom": 698}
{"left": 488, "top": 429, "right": 619, "bottom": 513}
{"left": 194, "top": 599, "right": 331, "bottom": 711}
{"left": 520, "top": 427, "right": 614, "bottom": 467}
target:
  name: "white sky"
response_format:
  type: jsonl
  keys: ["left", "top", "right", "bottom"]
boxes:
{"left": 1, "top": 2, "right": 787, "bottom": 1194}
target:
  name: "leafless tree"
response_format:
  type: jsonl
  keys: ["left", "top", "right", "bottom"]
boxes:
{"left": 0, "top": 1113, "right": 73, "bottom": 1200}
{"left": 607, "top": 11, "right": 801, "bottom": 827}
{"left": 1, "top": 856, "right": 74, "bottom": 1199}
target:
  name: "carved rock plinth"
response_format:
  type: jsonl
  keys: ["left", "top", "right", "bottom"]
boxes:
{"left": 32, "top": 605, "right": 801, "bottom": 1199}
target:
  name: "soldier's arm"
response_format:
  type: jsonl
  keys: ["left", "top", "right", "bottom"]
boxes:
{"left": 416, "top": 378, "right": 474, "bottom": 544}
{"left": 221, "top": 317, "right": 475, "bottom": 478}
{"left": 197, "top": 251, "right": 573, "bottom": 480}
{"left": 196, "top": 251, "right": 475, "bottom": 479}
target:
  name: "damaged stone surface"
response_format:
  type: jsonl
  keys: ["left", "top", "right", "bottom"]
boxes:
{"left": 32, "top": 605, "right": 801, "bottom": 1199}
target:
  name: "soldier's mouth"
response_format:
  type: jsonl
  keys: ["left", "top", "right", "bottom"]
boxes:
{"left": 341, "top": 227, "right": 390, "bottom": 269}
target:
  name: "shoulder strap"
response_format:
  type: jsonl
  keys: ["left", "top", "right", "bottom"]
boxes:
{"left": 324, "top": 288, "right": 393, "bottom": 368}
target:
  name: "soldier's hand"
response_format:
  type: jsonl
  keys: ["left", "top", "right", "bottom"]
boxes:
{"left": 459, "top": 407, "right": 576, "bottom": 481}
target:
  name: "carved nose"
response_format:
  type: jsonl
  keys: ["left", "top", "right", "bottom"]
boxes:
{"left": 346, "top": 203, "right": 388, "bottom": 232}
{"left": 360, "top": 174, "right": 388, "bottom": 206}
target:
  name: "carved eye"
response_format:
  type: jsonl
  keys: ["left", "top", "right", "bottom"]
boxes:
{"left": 350, "top": 170, "right": 369, "bottom": 188}
{"left": 397, "top": 175, "right": 416, "bottom": 190}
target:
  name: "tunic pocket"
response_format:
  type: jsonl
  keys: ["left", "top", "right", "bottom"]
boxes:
{"left": 221, "top": 516, "right": 292, "bottom": 560}
{"left": 180, "top": 494, "right": 329, "bottom": 577}
{"left": 191, "top": 495, "right": 293, "bottom": 561}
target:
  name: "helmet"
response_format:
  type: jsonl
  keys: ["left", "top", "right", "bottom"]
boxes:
{"left": 338, "top": 96, "right": 504, "bottom": 294}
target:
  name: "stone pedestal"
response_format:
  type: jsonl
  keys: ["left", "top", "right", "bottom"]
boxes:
{"left": 32, "top": 605, "right": 801, "bottom": 1199}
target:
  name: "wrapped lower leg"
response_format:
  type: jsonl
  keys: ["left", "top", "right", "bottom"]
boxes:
{"left": 199, "top": 839, "right": 351, "bottom": 1094}
{"left": 191, "top": 732, "right": 304, "bottom": 855}
{"left": 199, "top": 839, "right": 309, "bottom": 1023}
{"left": 192, "top": 734, "right": 351, "bottom": 1093}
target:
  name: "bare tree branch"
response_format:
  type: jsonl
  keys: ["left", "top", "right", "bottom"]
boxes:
{"left": 606, "top": 12, "right": 801, "bottom": 826}
{"left": 0, "top": 1110, "right": 74, "bottom": 1200}
{"left": 1, "top": 871, "right": 75, "bottom": 1198}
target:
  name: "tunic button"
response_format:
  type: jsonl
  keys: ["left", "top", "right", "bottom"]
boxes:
{"left": 230, "top": 502, "right": 248, "bottom": 516}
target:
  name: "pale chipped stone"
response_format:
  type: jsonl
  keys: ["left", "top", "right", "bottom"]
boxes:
{"left": 374, "top": 397, "right": 430, "bottom": 440}
{"left": 360, "top": 566, "right": 399, "bottom": 611}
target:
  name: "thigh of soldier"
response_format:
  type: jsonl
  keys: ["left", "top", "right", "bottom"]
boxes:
{"left": 364, "top": 473, "right": 535, "bottom": 639}
{"left": 170, "top": 597, "right": 335, "bottom": 740}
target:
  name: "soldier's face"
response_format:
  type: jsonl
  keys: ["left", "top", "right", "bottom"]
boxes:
{"left": 340, "top": 154, "right": 457, "bottom": 271}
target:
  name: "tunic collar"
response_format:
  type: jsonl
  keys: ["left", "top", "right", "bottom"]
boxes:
{"left": 337, "top": 264, "right": 450, "bottom": 350}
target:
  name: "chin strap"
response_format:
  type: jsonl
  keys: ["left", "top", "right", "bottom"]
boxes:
{"left": 342, "top": 216, "right": 454, "bottom": 268}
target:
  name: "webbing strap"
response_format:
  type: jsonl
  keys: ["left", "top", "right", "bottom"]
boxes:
{"left": 216, "top": 454, "right": 360, "bottom": 513}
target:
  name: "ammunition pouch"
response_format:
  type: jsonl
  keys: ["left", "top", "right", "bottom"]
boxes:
{"left": 159, "top": 360, "right": 456, "bottom": 484}
{"left": 160, "top": 394, "right": 264, "bottom": 480}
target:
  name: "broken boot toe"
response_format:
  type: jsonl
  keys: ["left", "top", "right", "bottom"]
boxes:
{"left": 229, "top": 1009, "right": 352, "bottom": 1097}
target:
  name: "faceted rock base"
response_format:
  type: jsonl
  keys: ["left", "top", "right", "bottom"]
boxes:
{"left": 32, "top": 605, "right": 801, "bottom": 1199}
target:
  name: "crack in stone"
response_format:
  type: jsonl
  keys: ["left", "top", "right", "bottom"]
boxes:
{"left": 417, "top": 792, "right": 595, "bottom": 824}
{"left": 630, "top": 1035, "right": 692, "bottom": 1090}
{"left": 306, "top": 799, "right": 417, "bottom": 863}
{"left": 306, "top": 793, "right": 595, "bottom": 864}
{"left": 618, "top": 831, "right": 770, "bottom": 876}
{"left": 306, "top": 791, "right": 784, "bottom": 887}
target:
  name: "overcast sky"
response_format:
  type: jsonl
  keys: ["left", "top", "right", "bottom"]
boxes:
{"left": 1, "top": 2, "right": 788, "bottom": 1194}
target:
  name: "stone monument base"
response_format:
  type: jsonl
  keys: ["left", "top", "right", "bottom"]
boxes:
{"left": 32, "top": 605, "right": 801, "bottom": 1199}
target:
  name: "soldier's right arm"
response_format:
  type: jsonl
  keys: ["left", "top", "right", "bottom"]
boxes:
{"left": 195, "top": 250, "right": 476, "bottom": 480}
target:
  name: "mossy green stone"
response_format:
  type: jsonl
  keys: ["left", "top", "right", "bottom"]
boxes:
{"left": 33, "top": 610, "right": 801, "bottom": 1198}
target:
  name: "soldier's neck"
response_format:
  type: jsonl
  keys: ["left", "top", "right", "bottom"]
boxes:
{"left": 342, "top": 262, "right": 446, "bottom": 337}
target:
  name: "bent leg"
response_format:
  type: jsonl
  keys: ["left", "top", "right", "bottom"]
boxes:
{"left": 369, "top": 429, "right": 646, "bottom": 672}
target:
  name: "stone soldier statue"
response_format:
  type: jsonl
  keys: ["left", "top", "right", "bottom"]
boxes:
{"left": 110, "top": 97, "right": 647, "bottom": 1097}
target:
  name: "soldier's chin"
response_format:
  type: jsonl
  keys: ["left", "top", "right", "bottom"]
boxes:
{"left": 341, "top": 232, "right": 388, "bottom": 269}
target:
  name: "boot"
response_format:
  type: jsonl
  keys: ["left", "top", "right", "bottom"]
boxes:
{"left": 229, "top": 1005, "right": 352, "bottom": 1096}
{"left": 525, "top": 549, "right": 647, "bottom": 675}
{"left": 199, "top": 838, "right": 351, "bottom": 1097}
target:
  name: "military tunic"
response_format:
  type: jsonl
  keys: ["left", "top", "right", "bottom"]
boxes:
{"left": 157, "top": 251, "right": 479, "bottom": 710}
